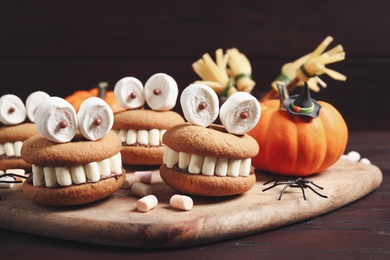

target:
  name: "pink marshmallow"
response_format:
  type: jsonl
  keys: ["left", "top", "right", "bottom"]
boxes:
{"left": 134, "top": 171, "right": 152, "bottom": 184}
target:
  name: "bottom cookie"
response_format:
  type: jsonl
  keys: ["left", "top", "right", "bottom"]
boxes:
{"left": 159, "top": 164, "right": 256, "bottom": 196}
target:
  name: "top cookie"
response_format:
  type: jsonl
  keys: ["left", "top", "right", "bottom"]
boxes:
{"left": 113, "top": 109, "right": 184, "bottom": 130}
{"left": 0, "top": 123, "right": 38, "bottom": 143}
{"left": 163, "top": 123, "right": 259, "bottom": 159}
{"left": 21, "top": 131, "right": 122, "bottom": 166}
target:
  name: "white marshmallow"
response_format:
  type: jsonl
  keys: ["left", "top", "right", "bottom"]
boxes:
{"left": 215, "top": 158, "right": 228, "bottom": 176}
{"left": 239, "top": 158, "right": 251, "bottom": 177}
{"left": 202, "top": 156, "right": 217, "bottom": 176}
{"left": 85, "top": 162, "right": 100, "bottom": 182}
{"left": 43, "top": 167, "right": 57, "bottom": 187}
{"left": 4, "top": 142, "right": 15, "bottom": 157}
{"left": 180, "top": 84, "right": 219, "bottom": 127}
{"left": 144, "top": 73, "right": 178, "bottom": 111}
{"left": 121, "top": 174, "right": 140, "bottom": 189}
{"left": 149, "top": 129, "right": 160, "bottom": 146}
{"left": 114, "top": 77, "right": 145, "bottom": 109}
{"left": 5, "top": 168, "right": 25, "bottom": 175}
{"left": 32, "top": 165, "right": 44, "bottom": 186}
{"left": 137, "top": 195, "right": 158, "bottom": 212}
{"left": 35, "top": 97, "right": 77, "bottom": 143}
{"left": 126, "top": 129, "right": 137, "bottom": 145}
{"left": 359, "top": 158, "right": 371, "bottom": 165}
{"left": 137, "top": 130, "right": 149, "bottom": 145}
{"left": 77, "top": 97, "right": 114, "bottom": 141}
{"left": 118, "top": 130, "right": 127, "bottom": 142}
{"left": 170, "top": 194, "right": 193, "bottom": 211}
{"left": 0, "top": 94, "right": 26, "bottom": 125}
{"left": 159, "top": 129, "right": 166, "bottom": 143}
{"left": 14, "top": 141, "right": 23, "bottom": 157}
{"left": 166, "top": 148, "right": 179, "bottom": 168}
{"left": 347, "top": 151, "right": 361, "bottom": 162}
{"left": 0, "top": 176, "right": 15, "bottom": 188}
{"left": 163, "top": 146, "right": 169, "bottom": 164}
{"left": 227, "top": 159, "right": 241, "bottom": 177}
{"left": 134, "top": 171, "right": 152, "bottom": 184}
{"left": 188, "top": 154, "right": 204, "bottom": 174}
{"left": 70, "top": 165, "right": 86, "bottom": 184}
{"left": 98, "top": 158, "right": 111, "bottom": 176}
{"left": 219, "top": 92, "right": 261, "bottom": 135}
{"left": 110, "top": 152, "right": 122, "bottom": 173}
{"left": 178, "top": 152, "right": 191, "bottom": 169}
{"left": 131, "top": 182, "right": 152, "bottom": 197}
{"left": 25, "top": 91, "right": 50, "bottom": 122}
{"left": 55, "top": 167, "right": 72, "bottom": 186}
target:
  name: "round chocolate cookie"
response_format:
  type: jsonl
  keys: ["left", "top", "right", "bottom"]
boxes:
{"left": 159, "top": 123, "right": 259, "bottom": 196}
{"left": 0, "top": 123, "right": 38, "bottom": 171}
{"left": 113, "top": 109, "right": 185, "bottom": 165}
{"left": 21, "top": 131, "right": 125, "bottom": 206}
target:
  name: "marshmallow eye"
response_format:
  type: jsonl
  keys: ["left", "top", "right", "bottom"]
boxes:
{"left": 180, "top": 84, "right": 219, "bottom": 127}
{"left": 77, "top": 97, "right": 114, "bottom": 141}
{"left": 0, "top": 94, "right": 27, "bottom": 125}
{"left": 114, "top": 77, "right": 145, "bottom": 109}
{"left": 35, "top": 97, "right": 78, "bottom": 143}
{"left": 144, "top": 73, "right": 178, "bottom": 111}
{"left": 25, "top": 91, "right": 50, "bottom": 122}
{"left": 219, "top": 92, "right": 261, "bottom": 135}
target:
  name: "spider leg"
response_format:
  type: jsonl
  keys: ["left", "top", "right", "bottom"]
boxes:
{"left": 263, "top": 179, "right": 277, "bottom": 186}
{"left": 278, "top": 184, "right": 291, "bottom": 200}
{"left": 262, "top": 181, "right": 293, "bottom": 192}
{"left": 308, "top": 181, "right": 324, "bottom": 190}
{"left": 303, "top": 184, "right": 328, "bottom": 198}
{"left": 296, "top": 182, "right": 307, "bottom": 200}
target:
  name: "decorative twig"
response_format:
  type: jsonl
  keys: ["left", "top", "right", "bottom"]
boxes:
{"left": 262, "top": 36, "right": 346, "bottom": 101}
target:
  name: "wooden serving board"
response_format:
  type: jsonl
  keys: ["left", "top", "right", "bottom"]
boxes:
{"left": 0, "top": 159, "right": 383, "bottom": 248}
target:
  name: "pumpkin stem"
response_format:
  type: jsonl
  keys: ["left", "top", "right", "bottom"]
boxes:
{"left": 98, "top": 81, "right": 108, "bottom": 99}
{"left": 276, "top": 81, "right": 289, "bottom": 110}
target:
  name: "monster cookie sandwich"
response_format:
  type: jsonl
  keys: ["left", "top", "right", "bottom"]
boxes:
{"left": 160, "top": 84, "right": 261, "bottom": 196}
{"left": 112, "top": 73, "right": 185, "bottom": 165}
{"left": 0, "top": 91, "right": 50, "bottom": 171}
{"left": 21, "top": 97, "right": 125, "bottom": 206}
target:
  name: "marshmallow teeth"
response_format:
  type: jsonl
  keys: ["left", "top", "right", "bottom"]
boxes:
{"left": 77, "top": 97, "right": 114, "bottom": 141}
{"left": 0, "top": 94, "right": 27, "bottom": 125}
{"left": 26, "top": 91, "right": 50, "bottom": 122}
{"left": 35, "top": 97, "right": 78, "bottom": 143}
{"left": 144, "top": 73, "right": 178, "bottom": 111}
{"left": 180, "top": 84, "right": 219, "bottom": 127}
{"left": 220, "top": 92, "right": 261, "bottom": 135}
{"left": 114, "top": 77, "right": 145, "bottom": 109}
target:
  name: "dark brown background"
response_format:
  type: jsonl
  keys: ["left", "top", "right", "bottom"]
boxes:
{"left": 0, "top": 0, "right": 389, "bottom": 130}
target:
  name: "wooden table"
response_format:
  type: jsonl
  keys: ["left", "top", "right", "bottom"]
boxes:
{"left": 1, "top": 131, "right": 389, "bottom": 259}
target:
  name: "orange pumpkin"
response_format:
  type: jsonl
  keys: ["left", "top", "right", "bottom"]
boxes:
{"left": 65, "top": 82, "right": 126, "bottom": 113}
{"left": 248, "top": 85, "right": 348, "bottom": 176}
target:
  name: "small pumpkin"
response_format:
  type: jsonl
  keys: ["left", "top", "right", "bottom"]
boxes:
{"left": 65, "top": 82, "right": 126, "bottom": 113}
{"left": 248, "top": 83, "right": 348, "bottom": 176}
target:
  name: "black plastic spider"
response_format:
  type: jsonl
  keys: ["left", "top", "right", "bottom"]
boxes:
{"left": 262, "top": 177, "right": 328, "bottom": 200}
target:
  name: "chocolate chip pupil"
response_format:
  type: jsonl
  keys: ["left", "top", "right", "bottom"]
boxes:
{"left": 240, "top": 112, "right": 249, "bottom": 119}
{"left": 94, "top": 118, "right": 102, "bottom": 126}
{"left": 153, "top": 89, "right": 161, "bottom": 95}
{"left": 198, "top": 102, "right": 207, "bottom": 110}
{"left": 59, "top": 120, "right": 68, "bottom": 128}
{"left": 8, "top": 107, "right": 15, "bottom": 113}
{"left": 130, "top": 92, "right": 137, "bottom": 99}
